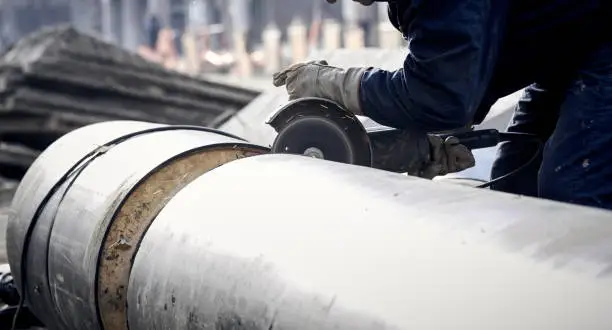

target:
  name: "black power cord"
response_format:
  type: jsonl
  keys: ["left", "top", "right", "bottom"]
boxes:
{"left": 475, "top": 132, "right": 544, "bottom": 189}
{"left": 437, "top": 129, "right": 543, "bottom": 189}
{"left": 0, "top": 272, "right": 19, "bottom": 306}
{"left": 1, "top": 269, "right": 43, "bottom": 329}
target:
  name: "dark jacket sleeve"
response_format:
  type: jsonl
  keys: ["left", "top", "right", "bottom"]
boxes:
{"left": 359, "top": 0, "right": 509, "bottom": 132}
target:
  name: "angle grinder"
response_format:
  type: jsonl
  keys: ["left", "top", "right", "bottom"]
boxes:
{"left": 267, "top": 97, "right": 510, "bottom": 173}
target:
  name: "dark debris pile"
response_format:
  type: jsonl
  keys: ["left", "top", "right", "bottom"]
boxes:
{"left": 0, "top": 25, "right": 260, "bottom": 182}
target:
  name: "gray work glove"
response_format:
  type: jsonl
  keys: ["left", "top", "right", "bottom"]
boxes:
{"left": 422, "top": 135, "right": 475, "bottom": 178}
{"left": 273, "top": 60, "right": 369, "bottom": 116}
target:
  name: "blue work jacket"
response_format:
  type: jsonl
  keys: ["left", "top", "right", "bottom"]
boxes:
{"left": 360, "top": 0, "right": 610, "bottom": 131}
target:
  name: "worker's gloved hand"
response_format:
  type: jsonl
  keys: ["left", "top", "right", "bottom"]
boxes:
{"left": 374, "top": 130, "right": 475, "bottom": 179}
{"left": 272, "top": 60, "right": 369, "bottom": 116}
{"left": 420, "top": 135, "right": 475, "bottom": 179}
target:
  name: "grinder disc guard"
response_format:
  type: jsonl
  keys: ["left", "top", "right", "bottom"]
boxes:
{"left": 268, "top": 97, "right": 372, "bottom": 166}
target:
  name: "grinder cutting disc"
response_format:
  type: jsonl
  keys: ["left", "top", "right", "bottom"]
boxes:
{"left": 267, "top": 97, "right": 372, "bottom": 166}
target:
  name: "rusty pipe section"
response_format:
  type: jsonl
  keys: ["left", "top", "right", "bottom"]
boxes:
{"left": 129, "top": 154, "right": 612, "bottom": 330}
{"left": 5, "top": 121, "right": 267, "bottom": 330}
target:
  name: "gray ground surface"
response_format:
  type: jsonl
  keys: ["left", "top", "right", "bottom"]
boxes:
{"left": 1, "top": 206, "right": 8, "bottom": 264}
{"left": 0, "top": 183, "right": 17, "bottom": 264}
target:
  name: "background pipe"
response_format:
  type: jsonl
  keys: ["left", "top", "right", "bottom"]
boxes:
{"left": 6, "top": 121, "right": 267, "bottom": 330}
{"left": 129, "top": 154, "right": 612, "bottom": 330}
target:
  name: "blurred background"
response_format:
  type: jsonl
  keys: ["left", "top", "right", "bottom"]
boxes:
{"left": 0, "top": 0, "right": 406, "bottom": 83}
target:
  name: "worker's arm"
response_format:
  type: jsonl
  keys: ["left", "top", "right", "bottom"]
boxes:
{"left": 361, "top": 0, "right": 510, "bottom": 131}
{"left": 271, "top": 0, "right": 505, "bottom": 177}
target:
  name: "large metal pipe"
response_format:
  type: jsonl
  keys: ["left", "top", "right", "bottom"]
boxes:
{"left": 6, "top": 121, "right": 267, "bottom": 330}
{"left": 129, "top": 154, "right": 612, "bottom": 330}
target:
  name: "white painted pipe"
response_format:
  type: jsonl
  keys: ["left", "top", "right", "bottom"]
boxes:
{"left": 128, "top": 154, "right": 612, "bottom": 330}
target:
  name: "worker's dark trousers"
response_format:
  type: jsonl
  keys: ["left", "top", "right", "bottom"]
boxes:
{"left": 491, "top": 41, "right": 612, "bottom": 210}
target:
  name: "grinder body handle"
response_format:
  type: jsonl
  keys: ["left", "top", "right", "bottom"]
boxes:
{"left": 368, "top": 128, "right": 501, "bottom": 173}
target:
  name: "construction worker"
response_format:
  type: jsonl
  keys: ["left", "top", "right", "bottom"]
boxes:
{"left": 145, "top": 14, "right": 162, "bottom": 49}
{"left": 272, "top": 0, "right": 612, "bottom": 210}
